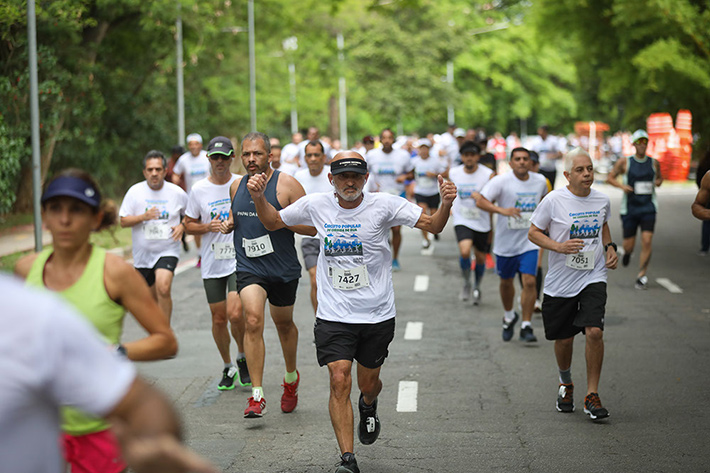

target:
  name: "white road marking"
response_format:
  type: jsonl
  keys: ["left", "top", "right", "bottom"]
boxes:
{"left": 404, "top": 322, "right": 423, "bottom": 340}
{"left": 414, "top": 275, "right": 429, "bottom": 292}
{"left": 397, "top": 381, "right": 418, "bottom": 412}
{"left": 175, "top": 258, "right": 198, "bottom": 276}
{"left": 656, "top": 278, "right": 683, "bottom": 294}
{"left": 420, "top": 244, "right": 434, "bottom": 256}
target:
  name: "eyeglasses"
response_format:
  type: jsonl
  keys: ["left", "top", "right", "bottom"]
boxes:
{"left": 209, "top": 154, "right": 232, "bottom": 161}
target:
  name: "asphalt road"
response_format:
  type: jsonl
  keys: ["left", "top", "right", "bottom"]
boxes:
{"left": 123, "top": 181, "right": 709, "bottom": 473}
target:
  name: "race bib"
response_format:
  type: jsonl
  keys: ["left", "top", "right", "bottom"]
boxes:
{"left": 460, "top": 206, "right": 480, "bottom": 220}
{"left": 329, "top": 265, "right": 370, "bottom": 290}
{"left": 634, "top": 181, "right": 653, "bottom": 195}
{"left": 417, "top": 176, "right": 437, "bottom": 188}
{"left": 212, "top": 242, "right": 236, "bottom": 260}
{"left": 242, "top": 235, "right": 274, "bottom": 258}
{"left": 565, "top": 251, "right": 595, "bottom": 270}
{"left": 143, "top": 222, "right": 171, "bottom": 240}
{"left": 507, "top": 211, "right": 533, "bottom": 230}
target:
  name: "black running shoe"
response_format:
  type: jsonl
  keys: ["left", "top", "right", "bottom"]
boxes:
{"left": 556, "top": 383, "right": 575, "bottom": 413}
{"left": 622, "top": 252, "right": 631, "bottom": 267}
{"left": 584, "top": 392, "right": 610, "bottom": 420}
{"left": 358, "top": 393, "right": 380, "bottom": 445}
{"left": 519, "top": 326, "right": 538, "bottom": 343}
{"left": 236, "top": 357, "right": 251, "bottom": 386}
{"left": 217, "top": 366, "right": 237, "bottom": 391}
{"left": 335, "top": 453, "right": 360, "bottom": 473}
{"left": 502, "top": 312, "right": 519, "bottom": 342}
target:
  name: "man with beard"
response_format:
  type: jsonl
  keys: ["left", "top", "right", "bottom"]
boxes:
{"left": 246, "top": 151, "right": 456, "bottom": 473}
{"left": 220, "top": 132, "right": 313, "bottom": 419}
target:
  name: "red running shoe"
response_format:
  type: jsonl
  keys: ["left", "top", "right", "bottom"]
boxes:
{"left": 244, "top": 396, "right": 266, "bottom": 418}
{"left": 281, "top": 371, "right": 299, "bottom": 413}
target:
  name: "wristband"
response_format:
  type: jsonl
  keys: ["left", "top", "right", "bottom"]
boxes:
{"left": 604, "top": 242, "right": 617, "bottom": 252}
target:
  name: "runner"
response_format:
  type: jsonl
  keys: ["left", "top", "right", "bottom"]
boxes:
{"left": 528, "top": 125, "right": 564, "bottom": 189}
{"left": 691, "top": 150, "right": 710, "bottom": 254}
{"left": 606, "top": 129, "right": 662, "bottom": 289}
{"left": 477, "top": 147, "right": 549, "bottom": 342}
{"left": 119, "top": 150, "right": 188, "bottom": 321}
{"left": 529, "top": 147, "right": 618, "bottom": 421}
{"left": 294, "top": 140, "right": 333, "bottom": 315}
{"left": 246, "top": 151, "right": 456, "bottom": 473}
{"left": 184, "top": 136, "right": 251, "bottom": 391}
{"left": 366, "top": 128, "right": 414, "bottom": 271}
{"left": 14, "top": 168, "right": 178, "bottom": 473}
{"left": 220, "top": 132, "right": 313, "bottom": 418}
{"left": 448, "top": 141, "right": 494, "bottom": 304}
{"left": 412, "top": 138, "right": 448, "bottom": 249}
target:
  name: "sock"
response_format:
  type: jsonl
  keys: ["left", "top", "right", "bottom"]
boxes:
{"left": 559, "top": 369, "right": 572, "bottom": 385}
{"left": 504, "top": 309, "right": 516, "bottom": 323}
{"left": 284, "top": 369, "right": 298, "bottom": 384}
{"left": 224, "top": 362, "right": 234, "bottom": 369}
{"left": 474, "top": 263, "right": 485, "bottom": 287}
{"left": 252, "top": 386, "right": 264, "bottom": 401}
{"left": 536, "top": 267, "right": 543, "bottom": 298}
{"left": 460, "top": 257, "right": 472, "bottom": 283}
{"left": 237, "top": 352, "right": 246, "bottom": 361}
{"left": 521, "top": 321, "right": 531, "bottom": 329}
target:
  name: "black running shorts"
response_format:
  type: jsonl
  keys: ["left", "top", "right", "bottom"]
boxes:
{"left": 136, "top": 256, "right": 179, "bottom": 287}
{"left": 314, "top": 318, "right": 395, "bottom": 369}
{"left": 454, "top": 225, "right": 491, "bottom": 253}
{"left": 236, "top": 271, "right": 298, "bottom": 307}
{"left": 541, "top": 282, "right": 607, "bottom": 340}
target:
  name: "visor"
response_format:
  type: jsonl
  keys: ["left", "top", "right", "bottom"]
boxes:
{"left": 41, "top": 176, "right": 101, "bottom": 208}
{"left": 330, "top": 159, "right": 368, "bottom": 175}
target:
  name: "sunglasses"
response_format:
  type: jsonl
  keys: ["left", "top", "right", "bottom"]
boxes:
{"left": 209, "top": 154, "right": 232, "bottom": 161}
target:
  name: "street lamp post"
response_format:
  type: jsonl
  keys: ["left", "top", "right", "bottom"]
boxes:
{"left": 337, "top": 33, "right": 348, "bottom": 149}
{"left": 446, "top": 60, "right": 454, "bottom": 126}
{"left": 283, "top": 36, "right": 298, "bottom": 135}
{"left": 176, "top": 2, "right": 185, "bottom": 146}
{"left": 248, "top": 0, "right": 256, "bottom": 131}
{"left": 27, "top": 0, "right": 42, "bottom": 251}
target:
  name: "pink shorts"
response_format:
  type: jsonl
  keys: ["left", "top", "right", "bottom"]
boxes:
{"left": 62, "top": 429, "right": 126, "bottom": 473}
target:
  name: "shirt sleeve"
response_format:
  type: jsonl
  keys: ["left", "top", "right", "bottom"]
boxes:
{"left": 118, "top": 187, "right": 135, "bottom": 217}
{"left": 480, "top": 175, "right": 500, "bottom": 202}
{"left": 173, "top": 156, "right": 185, "bottom": 176}
{"left": 185, "top": 189, "right": 200, "bottom": 220}
{"left": 530, "top": 193, "right": 552, "bottom": 231}
{"left": 279, "top": 194, "right": 312, "bottom": 227}
{"left": 387, "top": 194, "right": 423, "bottom": 228}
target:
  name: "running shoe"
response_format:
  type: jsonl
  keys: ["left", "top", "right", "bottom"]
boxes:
{"left": 534, "top": 299, "right": 542, "bottom": 313}
{"left": 433, "top": 233, "right": 439, "bottom": 241}
{"left": 217, "top": 366, "right": 238, "bottom": 391}
{"left": 635, "top": 276, "right": 648, "bottom": 290}
{"left": 622, "top": 252, "right": 631, "bottom": 267}
{"left": 472, "top": 288, "right": 481, "bottom": 306}
{"left": 584, "top": 392, "right": 610, "bottom": 420}
{"left": 459, "top": 283, "right": 472, "bottom": 301}
{"left": 196, "top": 257, "right": 202, "bottom": 268}
{"left": 421, "top": 239, "right": 430, "bottom": 249}
{"left": 358, "top": 393, "right": 380, "bottom": 445}
{"left": 335, "top": 453, "right": 360, "bottom": 473}
{"left": 236, "top": 357, "right": 251, "bottom": 386}
{"left": 392, "top": 259, "right": 401, "bottom": 272}
{"left": 502, "top": 312, "right": 519, "bottom": 342}
{"left": 281, "top": 371, "right": 299, "bottom": 413}
{"left": 556, "top": 383, "right": 575, "bottom": 413}
{"left": 519, "top": 326, "right": 537, "bottom": 343}
{"left": 244, "top": 396, "right": 266, "bottom": 418}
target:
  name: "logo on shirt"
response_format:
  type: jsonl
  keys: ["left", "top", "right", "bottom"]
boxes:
{"left": 514, "top": 192, "right": 539, "bottom": 212}
{"left": 569, "top": 211, "right": 602, "bottom": 239}
{"left": 323, "top": 223, "right": 363, "bottom": 256}
{"left": 145, "top": 199, "right": 169, "bottom": 220}
{"left": 457, "top": 184, "right": 478, "bottom": 199}
{"left": 209, "top": 197, "right": 231, "bottom": 220}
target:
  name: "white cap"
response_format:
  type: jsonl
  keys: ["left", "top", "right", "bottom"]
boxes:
{"left": 186, "top": 133, "right": 203, "bottom": 144}
{"left": 631, "top": 129, "right": 649, "bottom": 144}
{"left": 454, "top": 128, "right": 466, "bottom": 138}
{"left": 416, "top": 138, "right": 432, "bottom": 148}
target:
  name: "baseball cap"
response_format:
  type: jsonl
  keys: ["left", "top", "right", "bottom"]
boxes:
{"left": 459, "top": 141, "right": 480, "bottom": 155}
{"left": 416, "top": 138, "right": 432, "bottom": 148}
{"left": 330, "top": 158, "right": 368, "bottom": 175}
{"left": 529, "top": 150, "right": 540, "bottom": 164}
{"left": 207, "top": 136, "right": 235, "bottom": 156}
{"left": 631, "top": 129, "right": 649, "bottom": 144}
{"left": 41, "top": 176, "right": 101, "bottom": 208}
{"left": 362, "top": 135, "right": 375, "bottom": 144}
{"left": 186, "top": 133, "right": 203, "bottom": 144}
{"left": 454, "top": 128, "right": 466, "bottom": 138}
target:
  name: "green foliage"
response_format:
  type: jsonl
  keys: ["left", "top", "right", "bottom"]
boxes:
{"left": 0, "top": 115, "right": 23, "bottom": 213}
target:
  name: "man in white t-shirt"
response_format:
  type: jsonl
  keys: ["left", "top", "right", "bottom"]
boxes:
{"left": 529, "top": 148, "right": 618, "bottom": 421}
{"left": 281, "top": 132, "right": 303, "bottom": 166}
{"left": 184, "top": 136, "right": 251, "bottom": 392}
{"left": 298, "top": 127, "right": 332, "bottom": 167}
{"left": 448, "top": 141, "right": 494, "bottom": 304}
{"left": 294, "top": 141, "right": 333, "bottom": 316}
{"left": 173, "top": 132, "right": 211, "bottom": 255}
{"left": 0, "top": 274, "right": 218, "bottom": 473}
{"left": 366, "top": 128, "right": 414, "bottom": 271}
{"left": 412, "top": 138, "right": 448, "bottom": 249}
{"left": 528, "top": 125, "right": 563, "bottom": 189}
{"left": 270, "top": 143, "right": 299, "bottom": 176}
{"left": 246, "top": 151, "right": 456, "bottom": 473}
{"left": 120, "top": 150, "right": 188, "bottom": 322}
{"left": 477, "top": 147, "right": 549, "bottom": 343}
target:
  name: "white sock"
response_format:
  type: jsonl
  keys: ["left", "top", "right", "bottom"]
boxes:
{"left": 224, "top": 362, "right": 233, "bottom": 369}
{"left": 252, "top": 386, "right": 264, "bottom": 401}
{"left": 504, "top": 310, "right": 516, "bottom": 323}
{"left": 521, "top": 321, "right": 531, "bottom": 329}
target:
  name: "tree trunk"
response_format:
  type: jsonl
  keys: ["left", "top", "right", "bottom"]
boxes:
{"left": 328, "top": 94, "right": 338, "bottom": 139}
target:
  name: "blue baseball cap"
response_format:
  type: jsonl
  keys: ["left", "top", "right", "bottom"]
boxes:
{"left": 41, "top": 176, "right": 101, "bottom": 208}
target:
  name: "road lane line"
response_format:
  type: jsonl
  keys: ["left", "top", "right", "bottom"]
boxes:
{"left": 397, "top": 381, "right": 418, "bottom": 412}
{"left": 656, "top": 278, "right": 683, "bottom": 294}
{"left": 413, "top": 275, "right": 429, "bottom": 292}
{"left": 175, "top": 258, "right": 198, "bottom": 276}
{"left": 404, "top": 322, "right": 423, "bottom": 340}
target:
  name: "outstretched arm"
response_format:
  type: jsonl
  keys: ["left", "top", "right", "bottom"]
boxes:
{"left": 414, "top": 175, "right": 456, "bottom": 233}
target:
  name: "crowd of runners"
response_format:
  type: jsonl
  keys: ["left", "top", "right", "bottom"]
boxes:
{"left": 6, "top": 121, "right": 702, "bottom": 473}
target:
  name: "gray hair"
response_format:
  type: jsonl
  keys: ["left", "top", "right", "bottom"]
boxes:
{"left": 241, "top": 132, "right": 271, "bottom": 154}
{"left": 143, "top": 149, "right": 167, "bottom": 169}
{"left": 564, "top": 147, "right": 592, "bottom": 172}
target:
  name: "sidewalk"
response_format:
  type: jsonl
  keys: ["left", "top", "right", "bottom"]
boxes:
{"left": 0, "top": 224, "right": 52, "bottom": 258}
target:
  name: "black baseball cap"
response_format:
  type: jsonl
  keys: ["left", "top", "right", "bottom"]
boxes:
{"left": 207, "top": 136, "right": 235, "bottom": 156}
{"left": 330, "top": 158, "right": 368, "bottom": 175}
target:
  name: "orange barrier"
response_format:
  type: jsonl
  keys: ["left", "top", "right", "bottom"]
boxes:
{"left": 646, "top": 111, "right": 693, "bottom": 181}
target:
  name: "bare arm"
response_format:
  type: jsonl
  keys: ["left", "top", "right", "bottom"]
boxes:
{"left": 108, "top": 377, "right": 219, "bottom": 473}
{"left": 692, "top": 171, "right": 710, "bottom": 220}
{"left": 654, "top": 159, "right": 664, "bottom": 187}
{"left": 183, "top": 215, "right": 215, "bottom": 236}
{"left": 475, "top": 194, "right": 521, "bottom": 218}
{"left": 247, "top": 173, "right": 289, "bottom": 231}
{"left": 276, "top": 173, "right": 317, "bottom": 236}
{"left": 528, "top": 223, "right": 617, "bottom": 269}
{"left": 414, "top": 176, "right": 456, "bottom": 233}
{"left": 607, "top": 158, "right": 632, "bottom": 193}
{"left": 104, "top": 254, "right": 178, "bottom": 360}
{"left": 14, "top": 252, "right": 39, "bottom": 278}
{"left": 120, "top": 207, "right": 160, "bottom": 228}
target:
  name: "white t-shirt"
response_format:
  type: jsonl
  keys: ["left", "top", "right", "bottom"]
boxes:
{"left": 279, "top": 192, "right": 422, "bottom": 324}
{"left": 173, "top": 150, "right": 210, "bottom": 192}
{"left": 185, "top": 175, "right": 239, "bottom": 279}
{"left": 480, "top": 172, "right": 548, "bottom": 257}
{"left": 272, "top": 161, "right": 299, "bottom": 176}
{"left": 294, "top": 167, "right": 333, "bottom": 195}
{"left": 412, "top": 156, "right": 447, "bottom": 196}
{"left": 528, "top": 135, "right": 562, "bottom": 172}
{"left": 530, "top": 187, "right": 611, "bottom": 297}
{"left": 366, "top": 147, "right": 413, "bottom": 196}
{"left": 449, "top": 164, "right": 494, "bottom": 232}
{"left": 0, "top": 275, "right": 135, "bottom": 473}
{"left": 281, "top": 142, "right": 300, "bottom": 164}
{"left": 119, "top": 181, "right": 188, "bottom": 268}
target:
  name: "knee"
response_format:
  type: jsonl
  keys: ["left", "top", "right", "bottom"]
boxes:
{"left": 212, "top": 314, "right": 228, "bottom": 329}
{"left": 243, "top": 310, "right": 263, "bottom": 332}
{"left": 330, "top": 370, "right": 352, "bottom": 397}
{"left": 155, "top": 282, "right": 172, "bottom": 299}
{"left": 586, "top": 327, "right": 604, "bottom": 342}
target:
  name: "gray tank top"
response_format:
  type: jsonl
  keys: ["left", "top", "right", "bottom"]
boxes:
{"left": 232, "top": 170, "right": 301, "bottom": 281}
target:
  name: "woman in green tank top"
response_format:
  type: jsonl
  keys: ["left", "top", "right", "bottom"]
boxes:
{"left": 15, "top": 169, "right": 178, "bottom": 473}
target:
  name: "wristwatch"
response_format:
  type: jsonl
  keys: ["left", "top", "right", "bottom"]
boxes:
{"left": 604, "top": 242, "right": 617, "bottom": 252}
{"left": 115, "top": 344, "right": 128, "bottom": 358}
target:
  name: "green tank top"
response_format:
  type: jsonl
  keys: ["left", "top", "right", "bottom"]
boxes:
{"left": 27, "top": 246, "right": 126, "bottom": 435}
